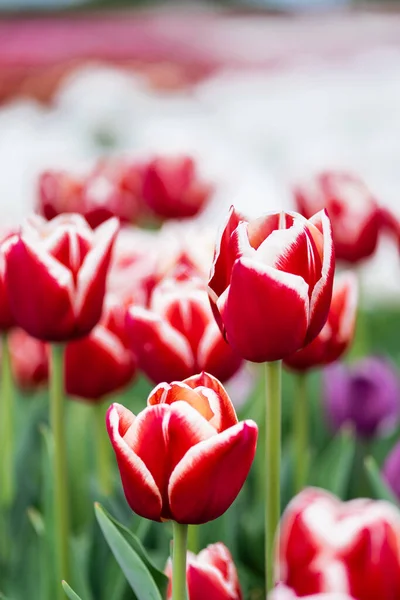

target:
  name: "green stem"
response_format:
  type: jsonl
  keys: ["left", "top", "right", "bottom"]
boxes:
{"left": 293, "top": 373, "right": 308, "bottom": 494}
{"left": 187, "top": 525, "right": 199, "bottom": 554}
{"left": 172, "top": 522, "right": 188, "bottom": 600}
{"left": 94, "top": 400, "right": 112, "bottom": 496}
{"left": 0, "top": 332, "right": 14, "bottom": 508}
{"left": 265, "top": 360, "right": 282, "bottom": 593}
{"left": 50, "top": 344, "right": 70, "bottom": 592}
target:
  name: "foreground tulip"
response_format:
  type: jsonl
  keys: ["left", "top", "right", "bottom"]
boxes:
{"left": 5, "top": 214, "right": 118, "bottom": 341}
{"left": 277, "top": 488, "right": 400, "bottom": 599}
{"left": 383, "top": 441, "right": 400, "bottom": 502}
{"left": 142, "top": 155, "right": 212, "bottom": 220}
{"left": 127, "top": 271, "right": 242, "bottom": 384}
{"left": 270, "top": 586, "right": 354, "bottom": 600}
{"left": 294, "top": 171, "right": 381, "bottom": 263}
{"left": 284, "top": 272, "right": 358, "bottom": 372}
{"left": 8, "top": 328, "right": 48, "bottom": 391}
{"left": 165, "top": 543, "right": 242, "bottom": 600}
{"left": 324, "top": 357, "right": 400, "bottom": 438}
{"left": 208, "top": 207, "right": 334, "bottom": 363}
{"left": 107, "top": 372, "right": 257, "bottom": 523}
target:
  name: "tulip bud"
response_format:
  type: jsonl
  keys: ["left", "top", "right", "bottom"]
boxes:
{"left": 142, "top": 155, "right": 212, "bottom": 220}
{"left": 277, "top": 488, "right": 400, "bottom": 599}
{"left": 165, "top": 543, "right": 242, "bottom": 600}
{"left": 383, "top": 441, "right": 400, "bottom": 502}
{"left": 294, "top": 171, "right": 381, "bottom": 264}
{"left": 284, "top": 272, "right": 358, "bottom": 371}
{"left": 106, "top": 373, "right": 257, "bottom": 523}
{"left": 8, "top": 328, "right": 49, "bottom": 391}
{"left": 5, "top": 214, "right": 118, "bottom": 342}
{"left": 270, "top": 586, "right": 354, "bottom": 600}
{"left": 208, "top": 207, "right": 334, "bottom": 362}
{"left": 324, "top": 357, "right": 400, "bottom": 438}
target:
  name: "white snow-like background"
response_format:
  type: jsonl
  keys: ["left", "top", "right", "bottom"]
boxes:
{"left": 1, "top": 12, "right": 400, "bottom": 304}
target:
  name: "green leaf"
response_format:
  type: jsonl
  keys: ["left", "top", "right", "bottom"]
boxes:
{"left": 311, "top": 427, "right": 356, "bottom": 498}
{"left": 95, "top": 503, "right": 165, "bottom": 600}
{"left": 365, "top": 456, "right": 400, "bottom": 505}
{"left": 62, "top": 581, "right": 83, "bottom": 600}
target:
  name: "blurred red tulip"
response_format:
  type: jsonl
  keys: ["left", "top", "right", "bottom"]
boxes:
{"left": 166, "top": 542, "right": 242, "bottom": 600}
{"left": 142, "top": 155, "right": 212, "bottom": 220}
{"left": 277, "top": 488, "right": 400, "bottom": 600}
{"left": 106, "top": 373, "right": 257, "bottom": 523}
{"left": 65, "top": 298, "right": 136, "bottom": 401}
{"left": 270, "top": 586, "right": 353, "bottom": 599}
{"left": 5, "top": 214, "right": 118, "bottom": 341}
{"left": 127, "top": 270, "right": 242, "bottom": 384}
{"left": 38, "top": 160, "right": 144, "bottom": 228}
{"left": 0, "top": 231, "right": 16, "bottom": 331}
{"left": 8, "top": 328, "right": 49, "bottom": 391}
{"left": 294, "top": 171, "right": 381, "bottom": 264}
{"left": 208, "top": 207, "right": 334, "bottom": 362}
{"left": 284, "top": 272, "right": 358, "bottom": 371}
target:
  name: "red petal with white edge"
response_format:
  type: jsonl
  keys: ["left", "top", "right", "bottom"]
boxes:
{"left": 127, "top": 307, "right": 195, "bottom": 384}
{"left": 221, "top": 257, "right": 309, "bottom": 362}
{"left": 187, "top": 562, "right": 240, "bottom": 600}
{"left": 196, "top": 543, "right": 242, "bottom": 599}
{"left": 247, "top": 212, "right": 280, "bottom": 249}
{"left": 208, "top": 206, "right": 242, "bottom": 298}
{"left": 168, "top": 419, "right": 257, "bottom": 524}
{"left": 5, "top": 235, "right": 76, "bottom": 341}
{"left": 183, "top": 372, "right": 238, "bottom": 431}
{"left": 148, "top": 381, "right": 215, "bottom": 423}
{"left": 126, "top": 402, "right": 216, "bottom": 519}
{"left": 306, "top": 210, "right": 335, "bottom": 344}
{"left": 333, "top": 272, "right": 358, "bottom": 344}
{"left": 75, "top": 217, "right": 119, "bottom": 334}
{"left": 197, "top": 320, "right": 243, "bottom": 384}
{"left": 106, "top": 403, "right": 162, "bottom": 521}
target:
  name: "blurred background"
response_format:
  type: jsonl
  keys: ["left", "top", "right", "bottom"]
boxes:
{"left": 1, "top": 0, "right": 400, "bottom": 301}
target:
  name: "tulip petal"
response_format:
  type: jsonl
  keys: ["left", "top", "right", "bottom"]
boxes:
{"left": 183, "top": 372, "right": 238, "bottom": 431}
{"left": 221, "top": 257, "right": 309, "bottom": 362}
{"left": 168, "top": 419, "right": 257, "bottom": 524}
{"left": 106, "top": 403, "right": 163, "bottom": 521}
{"left": 148, "top": 381, "right": 215, "bottom": 423}
{"left": 127, "top": 307, "right": 195, "bottom": 384}
{"left": 197, "top": 321, "right": 242, "bottom": 384}
{"left": 5, "top": 235, "right": 76, "bottom": 341}
{"left": 187, "top": 562, "right": 239, "bottom": 600}
{"left": 208, "top": 206, "right": 242, "bottom": 298}
{"left": 306, "top": 210, "right": 335, "bottom": 343}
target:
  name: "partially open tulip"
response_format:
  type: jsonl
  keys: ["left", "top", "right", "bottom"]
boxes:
{"left": 277, "top": 488, "right": 400, "bottom": 599}
{"left": 8, "top": 328, "right": 48, "bottom": 391}
{"left": 127, "top": 270, "right": 242, "bottom": 384}
{"left": 142, "top": 155, "right": 212, "bottom": 220}
{"left": 0, "top": 231, "right": 16, "bottom": 331}
{"left": 270, "top": 586, "right": 354, "bottom": 600}
{"left": 38, "top": 161, "right": 144, "bottom": 228}
{"left": 4, "top": 214, "right": 118, "bottom": 341}
{"left": 294, "top": 171, "right": 381, "bottom": 264}
{"left": 165, "top": 542, "right": 242, "bottom": 600}
{"left": 284, "top": 272, "right": 358, "bottom": 371}
{"left": 208, "top": 207, "right": 334, "bottom": 362}
{"left": 65, "top": 298, "right": 136, "bottom": 401}
{"left": 324, "top": 357, "right": 400, "bottom": 438}
{"left": 383, "top": 441, "right": 400, "bottom": 502}
{"left": 106, "top": 373, "right": 257, "bottom": 523}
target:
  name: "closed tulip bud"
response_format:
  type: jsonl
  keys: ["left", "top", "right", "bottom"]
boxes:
{"left": 142, "top": 155, "right": 212, "bottom": 220}
{"left": 208, "top": 207, "right": 334, "bottom": 362}
{"left": 294, "top": 171, "right": 381, "bottom": 264}
{"left": 0, "top": 231, "right": 16, "bottom": 331}
{"left": 383, "top": 441, "right": 400, "bottom": 502}
{"left": 65, "top": 298, "right": 136, "bottom": 401}
{"left": 5, "top": 214, "right": 118, "bottom": 342}
{"left": 270, "top": 586, "right": 354, "bottom": 600}
{"left": 106, "top": 373, "right": 257, "bottom": 523}
{"left": 165, "top": 543, "right": 242, "bottom": 600}
{"left": 127, "top": 271, "right": 242, "bottom": 384}
{"left": 8, "top": 328, "right": 49, "bottom": 391}
{"left": 324, "top": 357, "right": 400, "bottom": 438}
{"left": 277, "top": 488, "right": 400, "bottom": 599}
{"left": 284, "top": 272, "right": 358, "bottom": 372}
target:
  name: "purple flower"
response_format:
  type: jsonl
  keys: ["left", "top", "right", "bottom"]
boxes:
{"left": 323, "top": 357, "right": 400, "bottom": 438}
{"left": 383, "top": 442, "right": 400, "bottom": 502}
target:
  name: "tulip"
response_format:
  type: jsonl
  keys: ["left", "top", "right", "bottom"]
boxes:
{"left": 277, "top": 487, "right": 400, "bottom": 600}
{"left": 324, "top": 357, "right": 400, "bottom": 438}
{"left": 165, "top": 543, "right": 242, "bottom": 600}
{"left": 0, "top": 231, "right": 16, "bottom": 331}
{"left": 142, "top": 155, "right": 212, "bottom": 220}
{"left": 294, "top": 171, "right": 381, "bottom": 263}
{"left": 8, "top": 328, "right": 48, "bottom": 391}
{"left": 284, "top": 272, "right": 358, "bottom": 371}
{"left": 270, "top": 586, "right": 354, "bottom": 600}
{"left": 383, "top": 441, "right": 400, "bottom": 502}
{"left": 127, "top": 271, "right": 242, "bottom": 384}
{"left": 106, "top": 372, "right": 257, "bottom": 523}
{"left": 38, "top": 160, "right": 144, "bottom": 228}
{"left": 208, "top": 207, "right": 334, "bottom": 363}
{"left": 4, "top": 214, "right": 118, "bottom": 342}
